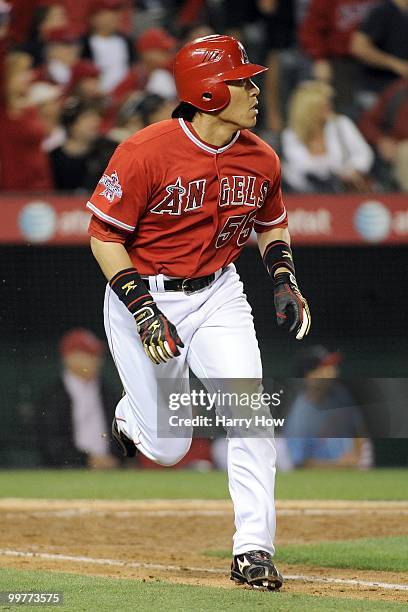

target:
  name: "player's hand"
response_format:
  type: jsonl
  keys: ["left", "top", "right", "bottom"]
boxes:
{"left": 134, "top": 301, "right": 184, "bottom": 365}
{"left": 273, "top": 272, "right": 311, "bottom": 340}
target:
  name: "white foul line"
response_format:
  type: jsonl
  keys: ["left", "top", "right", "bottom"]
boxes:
{"left": 3, "top": 508, "right": 408, "bottom": 520}
{"left": 0, "top": 549, "right": 407, "bottom": 592}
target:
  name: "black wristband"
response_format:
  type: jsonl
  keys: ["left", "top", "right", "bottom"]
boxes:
{"left": 263, "top": 240, "right": 295, "bottom": 278}
{"left": 274, "top": 271, "right": 299, "bottom": 289}
{"left": 109, "top": 268, "right": 152, "bottom": 316}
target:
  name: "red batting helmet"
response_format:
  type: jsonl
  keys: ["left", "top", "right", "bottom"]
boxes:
{"left": 174, "top": 35, "right": 267, "bottom": 112}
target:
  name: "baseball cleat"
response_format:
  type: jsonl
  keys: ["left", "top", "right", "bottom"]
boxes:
{"left": 111, "top": 417, "right": 137, "bottom": 457}
{"left": 231, "top": 550, "right": 283, "bottom": 591}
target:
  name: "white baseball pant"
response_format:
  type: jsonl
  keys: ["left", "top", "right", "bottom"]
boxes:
{"left": 104, "top": 264, "right": 276, "bottom": 555}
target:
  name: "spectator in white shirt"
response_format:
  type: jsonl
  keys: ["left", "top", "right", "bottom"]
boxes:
{"left": 81, "top": 0, "right": 135, "bottom": 93}
{"left": 36, "top": 328, "right": 120, "bottom": 469}
{"left": 282, "top": 81, "right": 374, "bottom": 193}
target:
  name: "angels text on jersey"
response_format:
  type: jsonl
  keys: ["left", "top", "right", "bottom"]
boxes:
{"left": 148, "top": 175, "right": 270, "bottom": 216}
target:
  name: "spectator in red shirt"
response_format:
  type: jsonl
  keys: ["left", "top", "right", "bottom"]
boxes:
{"left": 6, "top": 0, "right": 38, "bottom": 46}
{"left": 299, "top": 0, "right": 378, "bottom": 112}
{"left": 35, "top": 28, "right": 114, "bottom": 125}
{"left": 66, "top": 60, "right": 102, "bottom": 102}
{"left": 359, "top": 77, "right": 408, "bottom": 190}
{"left": 112, "top": 27, "right": 177, "bottom": 109}
{"left": 35, "top": 26, "right": 81, "bottom": 87}
{"left": 135, "top": 27, "right": 177, "bottom": 99}
{"left": 108, "top": 26, "right": 177, "bottom": 129}
{"left": 59, "top": 0, "right": 96, "bottom": 36}
{"left": 0, "top": 19, "right": 53, "bottom": 190}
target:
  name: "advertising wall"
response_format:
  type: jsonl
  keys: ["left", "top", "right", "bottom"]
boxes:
{"left": 1, "top": 193, "right": 407, "bottom": 245}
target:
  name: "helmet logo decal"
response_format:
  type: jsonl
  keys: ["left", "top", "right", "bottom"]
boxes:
{"left": 202, "top": 50, "right": 221, "bottom": 63}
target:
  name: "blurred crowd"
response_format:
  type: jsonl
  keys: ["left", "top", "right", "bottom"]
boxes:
{"left": 32, "top": 327, "right": 376, "bottom": 471}
{"left": 0, "top": 0, "right": 408, "bottom": 194}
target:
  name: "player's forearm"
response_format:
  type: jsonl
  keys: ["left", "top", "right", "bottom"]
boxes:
{"left": 258, "top": 226, "right": 293, "bottom": 276}
{"left": 257, "top": 226, "right": 291, "bottom": 260}
{"left": 90, "top": 236, "right": 135, "bottom": 281}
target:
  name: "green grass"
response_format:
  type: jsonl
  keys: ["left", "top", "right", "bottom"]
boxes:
{"left": 0, "top": 470, "right": 228, "bottom": 500}
{"left": 279, "top": 536, "right": 408, "bottom": 573}
{"left": 0, "top": 468, "right": 407, "bottom": 500}
{"left": 1, "top": 470, "right": 407, "bottom": 610}
{"left": 206, "top": 536, "right": 408, "bottom": 573}
{"left": 275, "top": 468, "right": 408, "bottom": 501}
{"left": 0, "top": 569, "right": 405, "bottom": 612}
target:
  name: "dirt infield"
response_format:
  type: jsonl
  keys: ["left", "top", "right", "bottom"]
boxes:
{"left": 0, "top": 499, "right": 407, "bottom": 603}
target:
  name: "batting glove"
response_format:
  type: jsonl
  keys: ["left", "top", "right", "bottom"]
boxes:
{"left": 135, "top": 301, "right": 184, "bottom": 365}
{"left": 109, "top": 267, "right": 184, "bottom": 365}
{"left": 273, "top": 272, "right": 311, "bottom": 340}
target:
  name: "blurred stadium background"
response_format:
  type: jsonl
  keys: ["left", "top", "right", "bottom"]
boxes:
{"left": 0, "top": 2, "right": 407, "bottom": 467}
{"left": 1, "top": 2, "right": 408, "bottom": 609}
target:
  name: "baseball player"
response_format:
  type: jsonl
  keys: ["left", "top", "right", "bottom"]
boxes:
{"left": 87, "top": 35, "right": 311, "bottom": 591}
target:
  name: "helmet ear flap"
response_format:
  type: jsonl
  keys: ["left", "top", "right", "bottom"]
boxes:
{"left": 197, "top": 81, "right": 230, "bottom": 111}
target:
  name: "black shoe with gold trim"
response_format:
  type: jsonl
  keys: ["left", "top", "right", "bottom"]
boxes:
{"left": 231, "top": 550, "right": 283, "bottom": 591}
{"left": 111, "top": 418, "right": 137, "bottom": 458}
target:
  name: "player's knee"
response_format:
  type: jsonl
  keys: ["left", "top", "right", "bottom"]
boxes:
{"left": 151, "top": 438, "right": 192, "bottom": 466}
{"left": 222, "top": 360, "right": 262, "bottom": 379}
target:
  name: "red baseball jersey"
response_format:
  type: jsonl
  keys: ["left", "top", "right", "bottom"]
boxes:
{"left": 87, "top": 118, "right": 287, "bottom": 277}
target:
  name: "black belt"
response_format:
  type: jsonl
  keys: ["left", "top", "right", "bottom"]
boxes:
{"left": 143, "top": 272, "right": 219, "bottom": 295}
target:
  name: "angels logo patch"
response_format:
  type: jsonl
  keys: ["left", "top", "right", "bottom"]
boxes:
{"left": 98, "top": 171, "right": 123, "bottom": 203}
